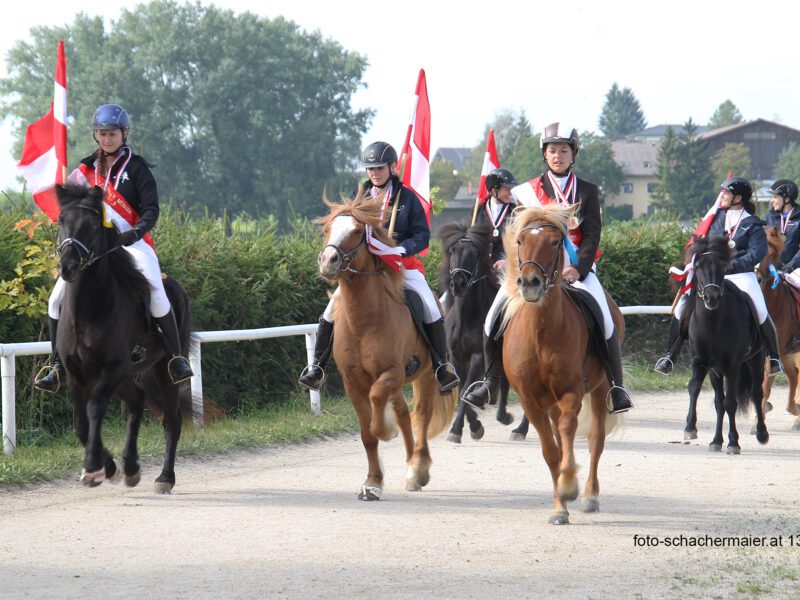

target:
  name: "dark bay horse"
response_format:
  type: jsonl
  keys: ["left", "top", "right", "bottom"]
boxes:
{"left": 55, "top": 184, "right": 191, "bottom": 492}
{"left": 438, "top": 222, "right": 512, "bottom": 444}
{"left": 684, "top": 236, "right": 769, "bottom": 452}
{"left": 501, "top": 204, "right": 622, "bottom": 524}
{"left": 317, "top": 194, "right": 456, "bottom": 500}
{"left": 758, "top": 226, "right": 800, "bottom": 430}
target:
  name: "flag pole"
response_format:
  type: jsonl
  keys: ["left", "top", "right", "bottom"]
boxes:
{"left": 470, "top": 194, "right": 481, "bottom": 226}
{"left": 389, "top": 123, "right": 413, "bottom": 238}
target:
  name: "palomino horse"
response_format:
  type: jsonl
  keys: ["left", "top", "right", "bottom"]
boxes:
{"left": 501, "top": 204, "right": 622, "bottom": 524}
{"left": 317, "top": 194, "right": 456, "bottom": 499}
{"left": 55, "top": 184, "right": 191, "bottom": 492}
{"left": 684, "top": 236, "right": 769, "bottom": 452}
{"left": 758, "top": 226, "right": 800, "bottom": 430}
{"left": 438, "top": 222, "right": 513, "bottom": 444}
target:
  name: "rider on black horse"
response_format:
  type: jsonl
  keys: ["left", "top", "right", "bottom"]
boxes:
{"left": 34, "top": 103, "right": 194, "bottom": 393}
{"left": 298, "top": 141, "right": 460, "bottom": 395}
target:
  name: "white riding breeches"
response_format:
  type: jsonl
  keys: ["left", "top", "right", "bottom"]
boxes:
{"left": 484, "top": 267, "right": 615, "bottom": 339}
{"left": 47, "top": 238, "right": 172, "bottom": 319}
{"left": 322, "top": 267, "right": 442, "bottom": 324}
{"left": 674, "top": 270, "right": 768, "bottom": 324}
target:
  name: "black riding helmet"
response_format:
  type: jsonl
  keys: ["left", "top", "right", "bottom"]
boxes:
{"left": 485, "top": 168, "right": 517, "bottom": 191}
{"left": 360, "top": 141, "right": 398, "bottom": 168}
{"left": 770, "top": 179, "right": 799, "bottom": 203}
{"left": 720, "top": 176, "right": 753, "bottom": 203}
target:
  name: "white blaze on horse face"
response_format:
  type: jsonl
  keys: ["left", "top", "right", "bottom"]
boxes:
{"left": 319, "top": 215, "right": 359, "bottom": 274}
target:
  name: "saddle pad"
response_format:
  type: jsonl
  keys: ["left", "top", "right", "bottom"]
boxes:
{"left": 723, "top": 280, "right": 760, "bottom": 334}
{"left": 563, "top": 284, "right": 608, "bottom": 362}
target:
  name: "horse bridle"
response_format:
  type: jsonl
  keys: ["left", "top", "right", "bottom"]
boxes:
{"left": 449, "top": 237, "right": 488, "bottom": 288}
{"left": 517, "top": 222, "right": 566, "bottom": 291}
{"left": 321, "top": 230, "right": 381, "bottom": 277}
{"left": 693, "top": 251, "right": 725, "bottom": 300}
{"left": 58, "top": 203, "right": 120, "bottom": 271}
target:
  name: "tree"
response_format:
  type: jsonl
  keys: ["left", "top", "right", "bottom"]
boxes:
{"left": 710, "top": 143, "right": 752, "bottom": 185}
{"left": 429, "top": 159, "right": 464, "bottom": 204}
{"left": 573, "top": 132, "right": 623, "bottom": 199}
{"left": 652, "top": 119, "right": 715, "bottom": 217}
{"left": 0, "top": 1, "right": 372, "bottom": 227}
{"left": 462, "top": 110, "right": 538, "bottom": 184}
{"left": 708, "top": 100, "right": 744, "bottom": 129}
{"left": 598, "top": 83, "right": 647, "bottom": 139}
{"left": 774, "top": 142, "right": 800, "bottom": 183}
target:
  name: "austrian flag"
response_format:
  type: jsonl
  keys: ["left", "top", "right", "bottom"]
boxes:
{"left": 17, "top": 40, "right": 67, "bottom": 222}
{"left": 476, "top": 129, "right": 499, "bottom": 204}
{"left": 400, "top": 69, "right": 431, "bottom": 223}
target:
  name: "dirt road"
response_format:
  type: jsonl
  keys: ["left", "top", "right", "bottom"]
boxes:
{"left": 1, "top": 390, "right": 799, "bottom": 599}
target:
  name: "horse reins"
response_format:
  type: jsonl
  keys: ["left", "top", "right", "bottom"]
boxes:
{"left": 516, "top": 222, "right": 566, "bottom": 291}
{"left": 449, "top": 237, "right": 488, "bottom": 288}
{"left": 58, "top": 204, "right": 121, "bottom": 270}
{"left": 321, "top": 234, "right": 381, "bottom": 277}
{"left": 693, "top": 251, "right": 725, "bottom": 301}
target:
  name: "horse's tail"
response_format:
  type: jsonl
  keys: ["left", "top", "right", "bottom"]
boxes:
{"left": 418, "top": 382, "right": 457, "bottom": 438}
{"left": 575, "top": 396, "right": 624, "bottom": 438}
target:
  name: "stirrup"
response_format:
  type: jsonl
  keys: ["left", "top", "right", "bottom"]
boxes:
{"left": 653, "top": 356, "right": 673, "bottom": 375}
{"left": 460, "top": 380, "right": 489, "bottom": 410}
{"left": 298, "top": 364, "right": 324, "bottom": 391}
{"left": 434, "top": 362, "right": 460, "bottom": 393}
{"left": 606, "top": 386, "right": 634, "bottom": 414}
{"left": 34, "top": 364, "right": 63, "bottom": 393}
{"left": 768, "top": 358, "right": 784, "bottom": 377}
{"left": 167, "top": 356, "right": 193, "bottom": 384}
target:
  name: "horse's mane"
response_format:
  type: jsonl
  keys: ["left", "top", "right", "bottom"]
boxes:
{"left": 500, "top": 203, "right": 576, "bottom": 328}
{"left": 437, "top": 222, "right": 495, "bottom": 290}
{"left": 689, "top": 235, "right": 732, "bottom": 264}
{"left": 315, "top": 189, "right": 405, "bottom": 300}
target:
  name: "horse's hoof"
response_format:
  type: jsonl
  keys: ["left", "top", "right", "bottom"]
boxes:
{"left": 496, "top": 412, "right": 514, "bottom": 426}
{"left": 446, "top": 432, "right": 462, "bottom": 444}
{"left": 557, "top": 478, "right": 580, "bottom": 503}
{"left": 510, "top": 432, "right": 527, "bottom": 441}
{"left": 684, "top": 430, "right": 698, "bottom": 440}
{"left": 709, "top": 443, "right": 722, "bottom": 452}
{"left": 124, "top": 469, "right": 142, "bottom": 488}
{"left": 548, "top": 511, "right": 570, "bottom": 525}
{"left": 581, "top": 497, "right": 600, "bottom": 513}
{"left": 358, "top": 484, "right": 383, "bottom": 500}
{"left": 470, "top": 425, "right": 485, "bottom": 440}
{"left": 106, "top": 460, "right": 123, "bottom": 484}
{"left": 765, "top": 401, "right": 774, "bottom": 412}
{"left": 757, "top": 429, "right": 769, "bottom": 445}
{"left": 404, "top": 479, "right": 422, "bottom": 492}
{"left": 726, "top": 445, "right": 742, "bottom": 455}
{"left": 153, "top": 481, "right": 174, "bottom": 494}
{"left": 80, "top": 467, "right": 105, "bottom": 487}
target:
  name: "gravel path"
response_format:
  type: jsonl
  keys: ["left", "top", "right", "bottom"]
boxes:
{"left": 1, "top": 390, "right": 799, "bottom": 599}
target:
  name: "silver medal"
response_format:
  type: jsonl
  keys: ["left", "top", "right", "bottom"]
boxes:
{"left": 493, "top": 228, "right": 499, "bottom": 237}
{"left": 728, "top": 239, "right": 736, "bottom": 249}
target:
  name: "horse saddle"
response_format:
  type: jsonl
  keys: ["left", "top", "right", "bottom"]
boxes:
{"left": 563, "top": 285, "right": 609, "bottom": 364}
{"left": 723, "top": 281, "right": 761, "bottom": 334}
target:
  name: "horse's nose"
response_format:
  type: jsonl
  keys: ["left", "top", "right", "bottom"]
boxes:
{"left": 318, "top": 248, "right": 340, "bottom": 277}
{"left": 518, "top": 275, "right": 541, "bottom": 288}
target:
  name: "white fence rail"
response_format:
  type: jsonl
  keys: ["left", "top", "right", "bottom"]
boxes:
{"left": 1, "top": 306, "right": 671, "bottom": 456}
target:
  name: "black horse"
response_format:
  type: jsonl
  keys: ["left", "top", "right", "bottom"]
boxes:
{"left": 684, "top": 236, "right": 769, "bottom": 452}
{"left": 55, "top": 184, "right": 191, "bottom": 492}
{"left": 439, "top": 222, "right": 512, "bottom": 443}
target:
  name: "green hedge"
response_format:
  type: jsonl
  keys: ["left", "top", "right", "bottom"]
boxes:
{"left": 1, "top": 204, "right": 683, "bottom": 434}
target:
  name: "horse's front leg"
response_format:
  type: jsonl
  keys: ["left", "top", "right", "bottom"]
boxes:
{"left": 81, "top": 366, "right": 127, "bottom": 486}
{"left": 785, "top": 355, "right": 800, "bottom": 416}
{"left": 555, "top": 390, "right": 582, "bottom": 512}
{"left": 707, "top": 368, "right": 725, "bottom": 451}
{"left": 511, "top": 414, "right": 530, "bottom": 441}
{"left": 115, "top": 378, "right": 145, "bottom": 487}
{"left": 749, "top": 357, "right": 769, "bottom": 446}
{"left": 495, "top": 377, "right": 514, "bottom": 426}
{"left": 524, "top": 405, "right": 565, "bottom": 524}
{"left": 685, "top": 358, "right": 709, "bottom": 440}
{"left": 723, "top": 369, "right": 740, "bottom": 454}
{"left": 465, "top": 350, "right": 486, "bottom": 439}
{"left": 447, "top": 399, "right": 468, "bottom": 443}
{"left": 345, "top": 377, "right": 383, "bottom": 500}
{"left": 151, "top": 367, "right": 183, "bottom": 494}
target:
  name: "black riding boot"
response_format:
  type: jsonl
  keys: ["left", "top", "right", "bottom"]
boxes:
{"left": 606, "top": 330, "right": 633, "bottom": 414}
{"left": 156, "top": 309, "right": 194, "bottom": 384}
{"left": 298, "top": 318, "right": 334, "bottom": 391}
{"left": 423, "top": 319, "right": 460, "bottom": 395}
{"left": 462, "top": 332, "right": 503, "bottom": 410}
{"left": 760, "top": 316, "right": 784, "bottom": 376}
{"left": 653, "top": 316, "right": 685, "bottom": 375}
{"left": 34, "top": 317, "right": 65, "bottom": 393}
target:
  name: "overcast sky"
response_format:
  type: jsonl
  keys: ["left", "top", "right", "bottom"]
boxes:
{"left": 2, "top": 0, "right": 798, "bottom": 192}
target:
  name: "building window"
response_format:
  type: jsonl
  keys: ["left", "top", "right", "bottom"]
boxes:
{"left": 622, "top": 183, "right": 634, "bottom": 194}
{"left": 647, "top": 182, "right": 656, "bottom": 193}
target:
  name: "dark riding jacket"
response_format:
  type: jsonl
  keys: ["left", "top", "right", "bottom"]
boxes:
{"left": 77, "top": 147, "right": 159, "bottom": 238}
{"left": 535, "top": 172, "right": 602, "bottom": 280}
{"left": 766, "top": 208, "right": 800, "bottom": 270}
{"left": 359, "top": 175, "right": 429, "bottom": 256}
{"left": 474, "top": 199, "right": 513, "bottom": 263}
{"left": 708, "top": 210, "right": 766, "bottom": 274}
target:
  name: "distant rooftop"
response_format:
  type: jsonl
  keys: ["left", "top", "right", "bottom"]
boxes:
{"left": 432, "top": 147, "right": 473, "bottom": 171}
{"left": 610, "top": 140, "right": 660, "bottom": 176}
{"left": 628, "top": 124, "right": 709, "bottom": 139}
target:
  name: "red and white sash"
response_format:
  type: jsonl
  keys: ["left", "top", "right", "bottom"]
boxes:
{"left": 365, "top": 224, "right": 424, "bottom": 273}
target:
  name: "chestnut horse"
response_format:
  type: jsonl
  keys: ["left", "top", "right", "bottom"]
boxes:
{"left": 317, "top": 194, "right": 456, "bottom": 500}
{"left": 501, "top": 204, "right": 622, "bottom": 524}
{"left": 758, "top": 226, "right": 800, "bottom": 429}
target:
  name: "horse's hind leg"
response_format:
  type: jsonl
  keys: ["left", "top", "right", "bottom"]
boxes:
{"left": 685, "top": 359, "right": 709, "bottom": 440}
{"left": 116, "top": 379, "right": 145, "bottom": 487}
{"left": 151, "top": 367, "right": 183, "bottom": 494}
{"left": 407, "top": 376, "right": 436, "bottom": 491}
{"left": 582, "top": 387, "right": 608, "bottom": 514}
{"left": 511, "top": 414, "right": 530, "bottom": 441}
{"left": 750, "top": 358, "right": 769, "bottom": 445}
{"left": 495, "top": 377, "right": 514, "bottom": 426}
{"left": 785, "top": 355, "right": 800, "bottom": 416}
{"left": 447, "top": 399, "right": 468, "bottom": 443}
{"left": 708, "top": 368, "right": 725, "bottom": 451}
{"left": 723, "top": 370, "right": 740, "bottom": 454}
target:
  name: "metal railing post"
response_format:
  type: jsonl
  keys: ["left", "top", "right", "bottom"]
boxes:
{"left": 305, "top": 332, "right": 321, "bottom": 415}
{"left": 189, "top": 340, "right": 204, "bottom": 426}
{"left": 2, "top": 354, "right": 17, "bottom": 456}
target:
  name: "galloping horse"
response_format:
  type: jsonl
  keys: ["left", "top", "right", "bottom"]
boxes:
{"left": 684, "top": 236, "right": 769, "bottom": 451}
{"left": 55, "top": 184, "right": 191, "bottom": 492}
{"left": 758, "top": 226, "right": 800, "bottom": 429}
{"left": 501, "top": 204, "right": 622, "bottom": 524}
{"left": 317, "top": 194, "right": 456, "bottom": 499}
{"left": 438, "top": 222, "right": 512, "bottom": 444}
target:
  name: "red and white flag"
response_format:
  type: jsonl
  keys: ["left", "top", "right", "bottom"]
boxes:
{"left": 476, "top": 129, "right": 499, "bottom": 205}
{"left": 399, "top": 69, "right": 431, "bottom": 224}
{"left": 17, "top": 40, "right": 67, "bottom": 222}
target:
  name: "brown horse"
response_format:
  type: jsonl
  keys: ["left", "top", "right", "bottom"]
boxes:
{"left": 757, "top": 226, "right": 800, "bottom": 429}
{"left": 501, "top": 203, "right": 622, "bottom": 524}
{"left": 316, "top": 194, "right": 456, "bottom": 500}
